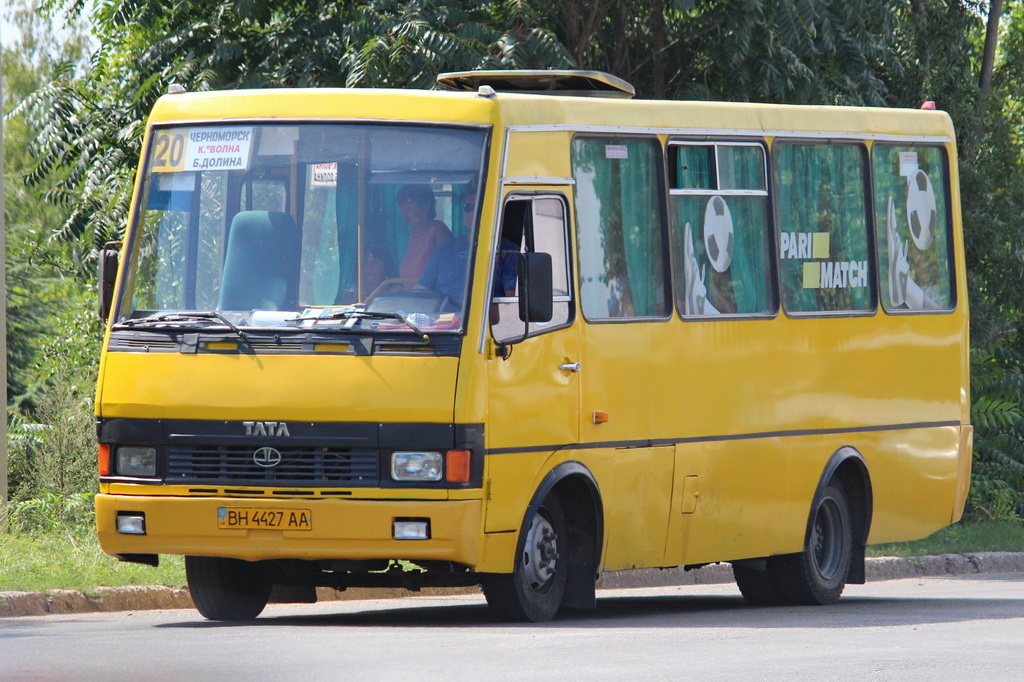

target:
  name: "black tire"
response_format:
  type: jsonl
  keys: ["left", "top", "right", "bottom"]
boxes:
{"left": 483, "top": 494, "right": 568, "bottom": 622}
{"left": 733, "top": 563, "right": 785, "bottom": 606}
{"left": 185, "top": 556, "right": 272, "bottom": 621}
{"left": 772, "top": 481, "right": 854, "bottom": 605}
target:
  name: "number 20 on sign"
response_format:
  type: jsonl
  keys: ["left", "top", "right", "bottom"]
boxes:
{"left": 150, "top": 130, "right": 187, "bottom": 172}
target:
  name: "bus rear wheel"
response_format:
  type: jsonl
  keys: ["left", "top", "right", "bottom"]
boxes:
{"left": 483, "top": 494, "right": 568, "bottom": 622}
{"left": 733, "top": 563, "right": 785, "bottom": 605}
{"left": 185, "top": 556, "right": 272, "bottom": 621}
{"left": 772, "top": 481, "right": 853, "bottom": 605}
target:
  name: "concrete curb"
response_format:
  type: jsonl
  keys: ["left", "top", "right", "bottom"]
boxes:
{"left": 594, "top": 551, "right": 1024, "bottom": 589}
{"left": 3, "top": 552, "right": 1023, "bottom": 618}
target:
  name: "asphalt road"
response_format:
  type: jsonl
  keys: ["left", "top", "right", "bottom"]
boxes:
{"left": 2, "top": 574, "right": 1023, "bottom": 681}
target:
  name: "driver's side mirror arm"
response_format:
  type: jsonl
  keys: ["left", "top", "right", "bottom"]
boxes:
{"left": 98, "top": 241, "right": 121, "bottom": 321}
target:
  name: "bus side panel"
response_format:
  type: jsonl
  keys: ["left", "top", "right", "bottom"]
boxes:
{"left": 483, "top": 445, "right": 676, "bottom": 573}
{"left": 666, "top": 438, "right": 804, "bottom": 566}
{"left": 595, "top": 445, "right": 674, "bottom": 572}
{"left": 483, "top": 452, "right": 550, "bottom": 534}
{"left": 503, "top": 132, "right": 573, "bottom": 179}
{"left": 666, "top": 425, "right": 963, "bottom": 567}
{"left": 862, "top": 425, "right": 963, "bottom": 544}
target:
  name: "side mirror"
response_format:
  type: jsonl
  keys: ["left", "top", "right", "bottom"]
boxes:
{"left": 518, "top": 251, "right": 553, "bottom": 323}
{"left": 98, "top": 242, "right": 120, "bottom": 321}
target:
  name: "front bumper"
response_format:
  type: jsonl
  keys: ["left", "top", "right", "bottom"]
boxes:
{"left": 96, "top": 493, "right": 483, "bottom": 566}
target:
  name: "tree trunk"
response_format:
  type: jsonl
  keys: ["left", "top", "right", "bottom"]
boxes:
{"left": 911, "top": 0, "right": 930, "bottom": 93}
{"left": 979, "top": 0, "right": 1004, "bottom": 95}
{"left": 652, "top": 0, "right": 665, "bottom": 99}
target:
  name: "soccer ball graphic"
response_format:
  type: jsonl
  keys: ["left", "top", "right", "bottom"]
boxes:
{"left": 907, "top": 170, "right": 937, "bottom": 251}
{"left": 704, "top": 196, "right": 734, "bottom": 273}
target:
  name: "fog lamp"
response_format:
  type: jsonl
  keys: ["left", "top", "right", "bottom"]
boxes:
{"left": 393, "top": 519, "right": 430, "bottom": 540}
{"left": 116, "top": 446, "right": 157, "bottom": 477}
{"left": 116, "top": 513, "right": 147, "bottom": 535}
{"left": 391, "top": 451, "right": 443, "bottom": 482}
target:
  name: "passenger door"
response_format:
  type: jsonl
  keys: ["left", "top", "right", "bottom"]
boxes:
{"left": 571, "top": 136, "right": 676, "bottom": 568}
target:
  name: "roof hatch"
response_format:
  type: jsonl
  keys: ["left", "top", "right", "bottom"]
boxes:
{"left": 436, "top": 70, "right": 635, "bottom": 99}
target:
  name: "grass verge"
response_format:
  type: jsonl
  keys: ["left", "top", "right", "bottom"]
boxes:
{"left": 0, "top": 531, "right": 185, "bottom": 594}
{"left": 867, "top": 519, "right": 1024, "bottom": 557}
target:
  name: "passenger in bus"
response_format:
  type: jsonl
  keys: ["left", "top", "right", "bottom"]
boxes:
{"left": 416, "top": 199, "right": 521, "bottom": 313}
{"left": 495, "top": 237, "right": 519, "bottom": 298}
{"left": 397, "top": 185, "right": 453, "bottom": 281}
{"left": 361, "top": 241, "right": 396, "bottom": 296}
{"left": 465, "top": 195, "right": 518, "bottom": 298}
{"left": 416, "top": 235, "right": 471, "bottom": 310}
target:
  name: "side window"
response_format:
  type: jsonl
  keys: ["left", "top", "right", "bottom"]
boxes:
{"left": 872, "top": 145, "right": 954, "bottom": 311}
{"left": 670, "top": 142, "right": 774, "bottom": 316}
{"left": 774, "top": 142, "right": 873, "bottom": 314}
{"left": 571, "top": 137, "right": 670, "bottom": 320}
{"left": 491, "top": 196, "right": 572, "bottom": 344}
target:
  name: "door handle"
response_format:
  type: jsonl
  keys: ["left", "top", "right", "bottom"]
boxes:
{"left": 559, "top": 362, "right": 581, "bottom": 372}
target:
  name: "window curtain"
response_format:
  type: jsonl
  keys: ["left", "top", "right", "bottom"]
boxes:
{"left": 572, "top": 137, "right": 668, "bottom": 318}
{"left": 872, "top": 145, "right": 952, "bottom": 310}
{"left": 676, "top": 146, "right": 713, "bottom": 189}
{"left": 334, "top": 162, "right": 360, "bottom": 301}
{"left": 672, "top": 196, "right": 771, "bottom": 315}
{"left": 774, "top": 143, "right": 871, "bottom": 312}
{"left": 672, "top": 145, "right": 770, "bottom": 315}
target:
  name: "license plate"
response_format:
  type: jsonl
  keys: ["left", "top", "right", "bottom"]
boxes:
{"left": 217, "top": 507, "right": 312, "bottom": 531}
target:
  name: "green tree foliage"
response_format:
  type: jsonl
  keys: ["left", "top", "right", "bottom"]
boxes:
{"left": 535, "top": 0, "right": 901, "bottom": 104}
{"left": 3, "top": 0, "right": 93, "bottom": 404}
{"left": 958, "top": 2, "right": 1024, "bottom": 518}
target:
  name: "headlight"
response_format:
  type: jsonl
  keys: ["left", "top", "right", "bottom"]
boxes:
{"left": 116, "top": 446, "right": 157, "bottom": 477}
{"left": 391, "top": 451, "right": 443, "bottom": 482}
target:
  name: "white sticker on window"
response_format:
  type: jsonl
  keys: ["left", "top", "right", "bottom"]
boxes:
{"left": 899, "top": 151, "right": 919, "bottom": 178}
{"left": 605, "top": 145, "right": 629, "bottom": 159}
{"left": 311, "top": 162, "right": 338, "bottom": 187}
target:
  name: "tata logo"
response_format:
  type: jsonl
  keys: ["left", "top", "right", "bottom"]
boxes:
{"left": 243, "top": 421, "right": 291, "bottom": 437}
{"left": 253, "top": 447, "right": 283, "bottom": 468}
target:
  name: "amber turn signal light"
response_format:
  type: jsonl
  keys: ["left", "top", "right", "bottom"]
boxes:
{"left": 446, "top": 450, "right": 472, "bottom": 483}
{"left": 98, "top": 444, "right": 111, "bottom": 477}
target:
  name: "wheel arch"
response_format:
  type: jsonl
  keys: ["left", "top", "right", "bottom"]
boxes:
{"left": 806, "top": 446, "right": 873, "bottom": 584}
{"left": 520, "top": 460, "right": 604, "bottom": 609}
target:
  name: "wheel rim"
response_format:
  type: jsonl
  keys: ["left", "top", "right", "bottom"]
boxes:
{"left": 521, "top": 508, "right": 559, "bottom": 594}
{"left": 810, "top": 496, "right": 845, "bottom": 581}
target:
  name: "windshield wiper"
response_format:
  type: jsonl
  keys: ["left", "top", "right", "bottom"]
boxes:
{"left": 323, "top": 309, "right": 430, "bottom": 343}
{"left": 119, "top": 311, "right": 249, "bottom": 342}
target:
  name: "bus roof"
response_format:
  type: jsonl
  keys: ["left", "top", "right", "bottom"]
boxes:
{"left": 147, "top": 83, "right": 955, "bottom": 142}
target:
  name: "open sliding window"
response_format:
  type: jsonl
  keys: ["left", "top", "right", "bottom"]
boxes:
{"left": 669, "top": 141, "right": 775, "bottom": 317}
{"left": 490, "top": 195, "right": 574, "bottom": 345}
{"left": 872, "top": 144, "right": 955, "bottom": 313}
{"left": 773, "top": 141, "right": 875, "bottom": 315}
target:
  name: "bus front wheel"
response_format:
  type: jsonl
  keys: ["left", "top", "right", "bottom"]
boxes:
{"left": 483, "top": 494, "right": 568, "bottom": 622}
{"left": 185, "top": 556, "right": 272, "bottom": 621}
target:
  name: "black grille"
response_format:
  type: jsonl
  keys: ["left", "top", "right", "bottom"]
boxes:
{"left": 167, "top": 445, "right": 380, "bottom": 486}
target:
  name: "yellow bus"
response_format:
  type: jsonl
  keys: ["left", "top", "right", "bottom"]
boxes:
{"left": 94, "top": 70, "right": 971, "bottom": 622}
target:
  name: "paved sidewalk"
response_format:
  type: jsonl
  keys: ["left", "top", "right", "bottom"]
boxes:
{"left": 3, "top": 552, "right": 1023, "bottom": 618}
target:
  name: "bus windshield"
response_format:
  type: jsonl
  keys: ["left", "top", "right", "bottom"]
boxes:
{"left": 119, "top": 122, "right": 489, "bottom": 333}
